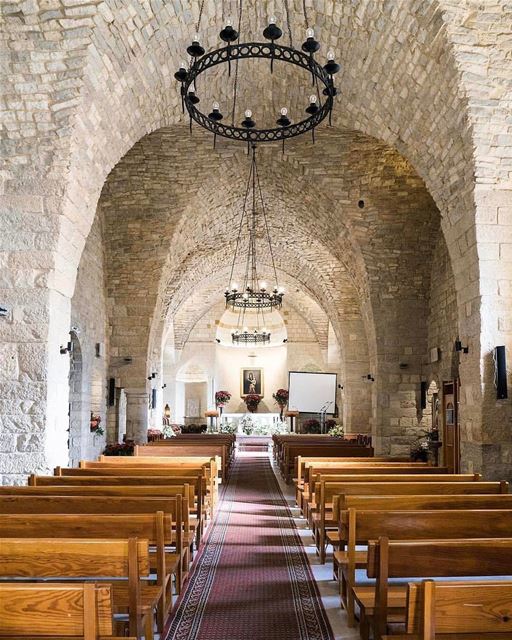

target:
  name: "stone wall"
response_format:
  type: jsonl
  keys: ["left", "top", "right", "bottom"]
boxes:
{"left": 1, "top": 1, "right": 511, "bottom": 482}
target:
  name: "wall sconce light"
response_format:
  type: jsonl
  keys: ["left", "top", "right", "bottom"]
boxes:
{"left": 0, "top": 305, "right": 10, "bottom": 318}
{"left": 162, "top": 383, "right": 167, "bottom": 389}
{"left": 147, "top": 372, "right": 157, "bottom": 380}
{"left": 60, "top": 342, "right": 72, "bottom": 355}
{"left": 164, "top": 403, "right": 171, "bottom": 418}
{"left": 455, "top": 339, "right": 469, "bottom": 354}
{"left": 362, "top": 374, "right": 375, "bottom": 382}
{"left": 215, "top": 338, "right": 221, "bottom": 343}
{"left": 283, "top": 338, "right": 288, "bottom": 343}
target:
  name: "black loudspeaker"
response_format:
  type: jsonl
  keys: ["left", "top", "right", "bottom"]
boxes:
{"left": 495, "top": 346, "right": 508, "bottom": 400}
{"left": 151, "top": 388, "right": 157, "bottom": 410}
{"left": 108, "top": 378, "right": 116, "bottom": 406}
{"left": 420, "top": 381, "right": 427, "bottom": 410}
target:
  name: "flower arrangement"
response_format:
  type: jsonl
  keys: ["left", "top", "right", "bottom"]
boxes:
{"left": 103, "top": 442, "right": 134, "bottom": 456}
{"left": 90, "top": 413, "right": 104, "bottom": 436}
{"left": 243, "top": 394, "right": 262, "bottom": 413}
{"left": 327, "top": 423, "right": 345, "bottom": 438}
{"left": 218, "top": 421, "right": 238, "bottom": 434}
{"left": 410, "top": 428, "right": 439, "bottom": 462}
{"left": 240, "top": 414, "right": 255, "bottom": 435}
{"left": 215, "top": 390, "right": 231, "bottom": 408}
{"left": 272, "top": 388, "right": 289, "bottom": 419}
{"left": 302, "top": 418, "right": 321, "bottom": 434}
{"left": 147, "top": 428, "right": 162, "bottom": 442}
{"left": 162, "top": 423, "right": 179, "bottom": 438}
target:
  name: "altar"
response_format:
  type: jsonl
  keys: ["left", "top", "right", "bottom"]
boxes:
{"left": 220, "top": 412, "right": 287, "bottom": 436}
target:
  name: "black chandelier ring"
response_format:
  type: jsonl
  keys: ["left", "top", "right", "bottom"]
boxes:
{"left": 179, "top": 41, "right": 336, "bottom": 144}
{"left": 225, "top": 290, "right": 284, "bottom": 311}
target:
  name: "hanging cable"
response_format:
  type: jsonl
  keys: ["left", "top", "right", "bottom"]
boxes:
{"left": 284, "top": 0, "right": 293, "bottom": 47}
{"left": 254, "top": 148, "right": 280, "bottom": 289}
{"left": 231, "top": 0, "right": 243, "bottom": 125}
{"left": 227, "top": 150, "right": 253, "bottom": 290}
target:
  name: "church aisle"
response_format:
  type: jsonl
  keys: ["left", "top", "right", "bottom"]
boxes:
{"left": 166, "top": 453, "right": 334, "bottom": 640}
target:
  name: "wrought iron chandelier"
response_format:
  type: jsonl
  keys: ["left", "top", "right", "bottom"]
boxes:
{"left": 228, "top": 144, "right": 282, "bottom": 346}
{"left": 174, "top": 0, "right": 340, "bottom": 150}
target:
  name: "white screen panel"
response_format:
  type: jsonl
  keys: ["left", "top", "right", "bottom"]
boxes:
{"left": 288, "top": 371, "right": 337, "bottom": 414}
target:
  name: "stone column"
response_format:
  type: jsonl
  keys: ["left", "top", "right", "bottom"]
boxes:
{"left": 125, "top": 389, "right": 149, "bottom": 444}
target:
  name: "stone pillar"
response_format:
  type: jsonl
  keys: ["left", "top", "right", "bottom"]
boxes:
{"left": 125, "top": 389, "right": 149, "bottom": 444}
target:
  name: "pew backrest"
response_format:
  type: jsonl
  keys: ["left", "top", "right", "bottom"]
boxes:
{"left": 0, "top": 582, "right": 115, "bottom": 639}
{"left": 406, "top": 579, "right": 512, "bottom": 638}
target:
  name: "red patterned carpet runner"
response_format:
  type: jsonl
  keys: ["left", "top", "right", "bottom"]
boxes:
{"left": 166, "top": 454, "right": 334, "bottom": 640}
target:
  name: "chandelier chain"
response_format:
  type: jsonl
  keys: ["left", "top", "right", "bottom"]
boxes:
{"left": 254, "top": 148, "right": 280, "bottom": 288}
{"left": 196, "top": 0, "right": 205, "bottom": 33}
{"left": 302, "top": 0, "right": 309, "bottom": 28}
{"left": 284, "top": 0, "right": 293, "bottom": 47}
{"left": 230, "top": 0, "right": 243, "bottom": 125}
{"left": 228, "top": 146, "right": 253, "bottom": 290}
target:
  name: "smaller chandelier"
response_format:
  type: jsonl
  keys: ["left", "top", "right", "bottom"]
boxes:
{"left": 232, "top": 327, "right": 271, "bottom": 345}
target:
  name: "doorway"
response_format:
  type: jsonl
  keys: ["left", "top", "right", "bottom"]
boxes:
{"left": 68, "top": 331, "right": 84, "bottom": 466}
{"left": 442, "top": 380, "right": 460, "bottom": 473}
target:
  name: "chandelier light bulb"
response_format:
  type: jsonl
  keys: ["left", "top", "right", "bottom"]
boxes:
{"left": 280, "top": 107, "right": 288, "bottom": 116}
{"left": 306, "top": 27, "right": 315, "bottom": 38}
{"left": 262, "top": 327, "right": 267, "bottom": 334}
{"left": 327, "top": 49, "right": 335, "bottom": 60}
{"left": 245, "top": 109, "right": 252, "bottom": 118}
{"left": 226, "top": 18, "right": 232, "bottom": 27}
{"left": 180, "top": 60, "right": 187, "bottom": 69}
{"left": 278, "top": 286, "right": 285, "bottom": 294}
{"left": 269, "top": 15, "right": 277, "bottom": 24}
{"left": 242, "top": 293, "right": 249, "bottom": 300}
{"left": 212, "top": 101, "right": 220, "bottom": 110}
{"left": 243, "top": 327, "right": 249, "bottom": 334}
{"left": 231, "top": 282, "right": 238, "bottom": 291}
{"left": 260, "top": 281, "right": 268, "bottom": 290}
{"left": 309, "top": 94, "right": 318, "bottom": 103}
{"left": 193, "top": 33, "right": 200, "bottom": 43}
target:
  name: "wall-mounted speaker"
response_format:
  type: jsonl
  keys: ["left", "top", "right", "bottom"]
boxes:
{"left": 108, "top": 377, "right": 116, "bottom": 406}
{"left": 495, "top": 345, "right": 508, "bottom": 400}
{"left": 151, "top": 388, "right": 157, "bottom": 410}
{"left": 420, "top": 381, "right": 427, "bottom": 410}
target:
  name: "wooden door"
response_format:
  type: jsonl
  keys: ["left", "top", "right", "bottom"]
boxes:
{"left": 442, "top": 381, "right": 460, "bottom": 473}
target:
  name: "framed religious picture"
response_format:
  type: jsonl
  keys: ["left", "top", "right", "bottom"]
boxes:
{"left": 241, "top": 368, "right": 264, "bottom": 397}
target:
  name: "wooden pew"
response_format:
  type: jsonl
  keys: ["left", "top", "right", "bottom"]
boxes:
{"left": 89, "top": 456, "right": 222, "bottom": 486}
{"left": 337, "top": 509, "right": 512, "bottom": 629}
{"left": 303, "top": 473, "right": 478, "bottom": 518}
{"left": 0, "top": 583, "right": 135, "bottom": 640}
{"left": 30, "top": 473, "right": 210, "bottom": 539}
{"left": 383, "top": 579, "right": 512, "bottom": 639}
{"left": 54, "top": 464, "right": 218, "bottom": 511}
{"left": 0, "top": 538, "right": 155, "bottom": 640}
{"left": 313, "top": 481, "right": 508, "bottom": 563}
{"left": 281, "top": 444, "right": 375, "bottom": 482}
{"left": 0, "top": 495, "right": 190, "bottom": 587}
{"left": 363, "top": 538, "right": 512, "bottom": 640}
{"left": 296, "top": 461, "right": 436, "bottom": 506}
{"left": 0, "top": 512, "right": 179, "bottom": 633}
{"left": 338, "top": 494, "right": 512, "bottom": 513}
{"left": 134, "top": 445, "right": 230, "bottom": 481}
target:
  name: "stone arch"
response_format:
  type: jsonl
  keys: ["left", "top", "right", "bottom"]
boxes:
{"left": 3, "top": 2, "right": 511, "bottom": 480}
